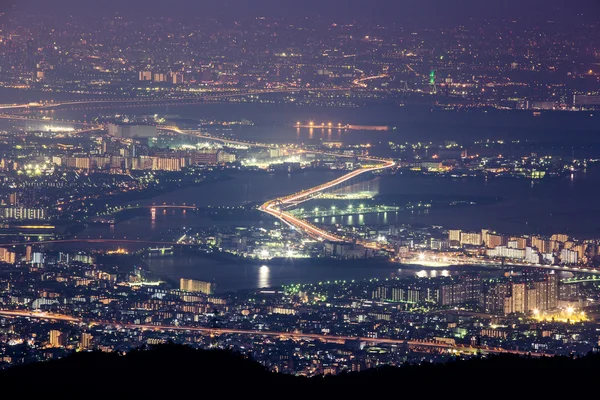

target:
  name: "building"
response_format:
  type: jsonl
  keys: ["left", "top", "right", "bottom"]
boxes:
{"left": 487, "top": 246, "right": 526, "bottom": 260}
{"left": 152, "top": 157, "right": 186, "bottom": 171}
{"left": 170, "top": 72, "right": 184, "bottom": 84}
{"left": 485, "top": 233, "right": 505, "bottom": 248}
{"left": 80, "top": 332, "right": 93, "bottom": 350}
{"left": 508, "top": 237, "right": 527, "bottom": 249}
{"left": 460, "top": 232, "right": 482, "bottom": 246}
{"left": 551, "top": 234, "right": 569, "bottom": 243}
{"left": 180, "top": 278, "right": 212, "bottom": 294}
{"left": 480, "top": 282, "right": 509, "bottom": 314}
{"left": 448, "top": 229, "right": 461, "bottom": 242}
{"left": 525, "top": 247, "right": 541, "bottom": 264}
{"left": 504, "top": 282, "right": 526, "bottom": 314}
{"left": 0, "top": 248, "right": 16, "bottom": 264}
{"left": 574, "top": 94, "right": 600, "bottom": 108}
{"left": 217, "top": 151, "right": 236, "bottom": 164}
{"left": 531, "top": 236, "right": 549, "bottom": 253}
{"left": 430, "top": 238, "right": 449, "bottom": 251}
{"left": 560, "top": 248, "right": 578, "bottom": 265}
{"left": 107, "top": 124, "right": 157, "bottom": 139}
{"left": 190, "top": 151, "right": 218, "bottom": 165}
{"left": 139, "top": 71, "right": 152, "bottom": 81}
{"left": 153, "top": 73, "right": 168, "bottom": 82}
{"left": 49, "top": 330, "right": 64, "bottom": 348}
{"left": 1, "top": 207, "right": 48, "bottom": 220}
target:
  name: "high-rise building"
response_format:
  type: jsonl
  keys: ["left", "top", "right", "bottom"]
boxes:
{"left": 153, "top": 73, "right": 167, "bottom": 82}
{"left": 180, "top": 278, "right": 212, "bottom": 294}
{"left": 139, "top": 71, "right": 152, "bottom": 81}
{"left": 504, "top": 282, "right": 526, "bottom": 314}
{"left": 485, "top": 233, "right": 505, "bottom": 248}
{"left": 80, "top": 332, "right": 92, "bottom": 350}
{"left": 460, "top": 232, "right": 482, "bottom": 246}
{"left": 560, "top": 248, "right": 578, "bottom": 264}
{"left": 480, "top": 282, "right": 509, "bottom": 314}
{"left": 170, "top": 72, "right": 184, "bottom": 84}
{"left": 49, "top": 330, "right": 64, "bottom": 347}
{"left": 508, "top": 237, "right": 527, "bottom": 249}
{"left": 8, "top": 192, "right": 18, "bottom": 206}
{"left": 531, "top": 236, "right": 549, "bottom": 253}
{"left": 0, "top": 248, "right": 16, "bottom": 264}
{"left": 551, "top": 234, "right": 569, "bottom": 243}
{"left": 448, "top": 229, "right": 461, "bottom": 242}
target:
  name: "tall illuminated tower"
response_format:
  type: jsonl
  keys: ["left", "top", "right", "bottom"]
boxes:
{"left": 429, "top": 70, "right": 437, "bottom": 94}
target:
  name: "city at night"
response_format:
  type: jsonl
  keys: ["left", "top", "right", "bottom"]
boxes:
{"left": 0, "top": 0, "right": 600, "bottom": 391}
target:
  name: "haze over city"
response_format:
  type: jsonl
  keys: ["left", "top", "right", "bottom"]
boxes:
{"left": 0, "top": 0, "right": 599, "bottom": 387}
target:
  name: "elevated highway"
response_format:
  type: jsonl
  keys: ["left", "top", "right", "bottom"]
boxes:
{"left": 0, "top": 309, "right": 544, "bottom": 357}
{"left": 259, "top": 157, "right": 395, "bottom": 242}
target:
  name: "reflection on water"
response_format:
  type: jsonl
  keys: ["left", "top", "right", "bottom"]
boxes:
{"left": 258, "top": 265, "right": 271, "bottom": 288}
{"left": 144, "top": 254, "right": 471, "bottom": 293}
{"left": 414, "top": 269, "right": 450, "bottom": 278}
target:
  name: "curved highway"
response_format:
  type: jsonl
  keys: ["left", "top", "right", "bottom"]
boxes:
{"left": 259, "top": 157, "right": 395, "bottom": 242}
{"left": 160, "top": 126, "right": 395, "bottom": 243}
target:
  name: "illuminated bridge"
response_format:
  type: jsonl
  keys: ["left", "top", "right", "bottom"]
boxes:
{"left": 289, "top": 205, "right": 400, "bottom": 219}
{"left": 561, "top": 276, "right": 600, "bottom": 284}
{"left": 259, "top": 157, "right": 395, "bottom": 243}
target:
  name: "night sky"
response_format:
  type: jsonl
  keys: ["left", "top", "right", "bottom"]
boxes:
{"left": 7, "top": 0, "right": 600, "bottom": 22}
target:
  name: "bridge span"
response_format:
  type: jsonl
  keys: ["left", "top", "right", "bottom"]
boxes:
{"left": 259, "top": 158, "right": 395, "bottom": 243}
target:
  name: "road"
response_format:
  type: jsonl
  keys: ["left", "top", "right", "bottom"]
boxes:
{"left": 159, "top": 125, "right": 396, "bottom": 243}
{"left": 259, "top": 158, "right": 395, "bottom": 242}
{"left": 0, "top": 87, "right": 353, "bottom": 113}
{"left": 0, "top": 309, "right": 543, "bottom": 356}
{"left": 0, "top": 239, "right": 189, "bottom": 247}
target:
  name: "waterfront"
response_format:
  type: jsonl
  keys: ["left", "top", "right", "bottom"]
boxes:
{"left": 144, "top": 255, "right": 467, "bottom": 293}
{"left": 78, "top": 164, "right": 600, "bottom": 238}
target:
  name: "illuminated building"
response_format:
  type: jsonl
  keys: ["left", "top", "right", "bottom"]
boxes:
{"left": 460, "top": 232, "right": 482, "bottom": 246}
{"left": 25, "top": 246, "right": 32, "bottom": 262}
{"left": 170, "top": 72, "right": 184, "bottom": 84}
{"left": 487, "top": 246, "right": 525, "bottom": 260}
{"left": 504, "top": 282, "right": 526, "bottom": 314}
{"left": 485, "top": 233, "right": 505, "bottom": 248}
{"left": 139, "top": 71, "right": 152, "bottom": 81}
{"left": 0, "top": 248, "right": 16, "bottom": 264}
{"left": 559, "top": 248, "right": 578, "bottom": 264}
{"left": 190, "top": 151, "right": 218, "bottom": 165}
{"left": 152, "top": 157, "right": 186, "bottom": 171}
{"left": 531, "top": 236, "right": 549, "bottom": 253}
{"left": 448, "top": 229, "right": 461, "bottom": 242}
{"left": 49, "top": 330, "right": 64, "bottom": 348}
{"left": 80, "top": 332, "right": 92, "bottom": 350}
{"left": 153, "top": 73, "right": 167, "bottom": 82}
{"left": 1, "top": 207, "right": 48, "bottom": 220}
{"left": 180, "top": 278, "right": 212, "bottom": 295}
{"left": 480, "top": 282, "right": 509, "bottom": 314}
{"left": 508, "top": 237, "right": 527, "bottom": 250}
{"left": 550, "top": 234, "right": 569, "bottom": 243}
{"left": 8, "top": 192, "right": 18, "bottom": 206}
{"left": 217, "top": 151, "right": 236, "bottom": 163}
{"left": 549, "top": 240, "right": 561, "bottom": 252}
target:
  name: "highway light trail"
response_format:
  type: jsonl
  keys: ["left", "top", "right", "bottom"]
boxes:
{"left": 259, "top": 157, "right": 395, "bottom": 242}
{"left": 0, "top": 310, "right": 543, "bottom": 356}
